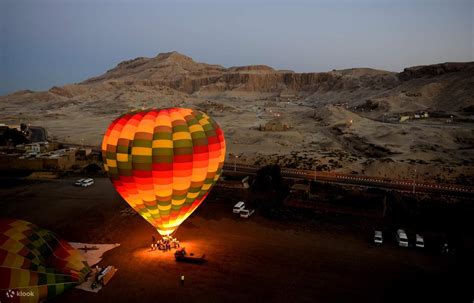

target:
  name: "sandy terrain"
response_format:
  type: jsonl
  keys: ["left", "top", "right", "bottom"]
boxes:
{"left": 0, "top": 178, "right": 471, "bottom": 302}
{"left": 0, "top": 52, "right": 473, "bottom": 184}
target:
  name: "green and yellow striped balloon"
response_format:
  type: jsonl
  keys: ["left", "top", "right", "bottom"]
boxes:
{"left": 0, "top": 219, "right": 90, "bottom": 302}
{"left": 102, "top": 108, "right": 226, "bottom": 236}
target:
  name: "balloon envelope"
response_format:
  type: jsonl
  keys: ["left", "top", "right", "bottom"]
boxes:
{"left": 0, "top": 219, "right": 90, "bottom": 302}
{"left": 102, "top": 108, "right": 226, "bottom": 235}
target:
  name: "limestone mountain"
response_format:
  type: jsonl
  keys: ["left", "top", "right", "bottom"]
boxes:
{"left": 2, "top": 51, "right": 472, "bottom": 114}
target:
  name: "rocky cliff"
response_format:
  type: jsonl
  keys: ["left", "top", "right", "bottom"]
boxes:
{"left": 399, "top": 62, "right": 474, "bottom": 80}
{"left": 1, "top": 51, "right": 473, "bottom": 112}
{"left": 77, "top": 51, "right": 399, "bottom": 95}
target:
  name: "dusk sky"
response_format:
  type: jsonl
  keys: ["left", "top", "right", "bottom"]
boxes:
{"left": 1, "top": 0, "right": 472, "bottom": 95}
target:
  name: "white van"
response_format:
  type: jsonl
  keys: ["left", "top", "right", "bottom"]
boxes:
{"left": 81, "top": 178, "right": 94, "bottom": 187}
{"left": 240, "top": 209, "right": 255, "bottom": 218}
{"left": 74, "top": 179, "right": 86, "bottom": 186}
{"left": 415, "top": 234, "right": 424, "bottom": 248}
{"left": 374, "top": 230, "right": 383, "bottom": 246}
{"left": 396, "top": 229, "right": 409, "bottom": 247}
{"left": 233, "top": 201, "right": 245, "bottom": 213}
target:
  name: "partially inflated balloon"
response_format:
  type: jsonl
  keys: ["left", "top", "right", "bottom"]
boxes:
{"left": 102, "top": 108, "right": 226, "bottom": 235}
{"left": 0, "top": 219, "right": 90, "bottom": 302}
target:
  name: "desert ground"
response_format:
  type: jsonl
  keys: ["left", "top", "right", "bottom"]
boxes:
{"left": 0, "top": 177, "right": 471, "bottom": 303}
{"left": 1, "top": 52, "right": 473, "bottom": 184}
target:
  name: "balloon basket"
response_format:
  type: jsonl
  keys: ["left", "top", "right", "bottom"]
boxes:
{"left": 151, "top": 236, "right": 180, "bottom": 252}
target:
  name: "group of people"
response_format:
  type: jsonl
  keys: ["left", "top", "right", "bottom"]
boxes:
{"left": 151, "top": 235, "right": 180, "bottom": 251}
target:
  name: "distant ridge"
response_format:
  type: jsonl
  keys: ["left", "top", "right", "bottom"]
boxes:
{"left": 1, "top": 51, "right": 473, "bottom": 112}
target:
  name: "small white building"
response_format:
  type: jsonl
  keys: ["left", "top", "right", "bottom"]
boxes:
{"left": 24, "top": 142, "right": 49, "bottom": 153}
{"left": 399, "top": 115, "right": 410, "bottom": 122}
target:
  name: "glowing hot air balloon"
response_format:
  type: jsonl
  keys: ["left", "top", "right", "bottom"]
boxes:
{"left": 102, "top": 108, "right": 226, "bottom": 236}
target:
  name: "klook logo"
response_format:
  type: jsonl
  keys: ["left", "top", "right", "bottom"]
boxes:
{"left": 4, "top": 289, "right": 35, "bottom": 299}
{"left": 5, "top": 290, "right": 15, "bottom": 298}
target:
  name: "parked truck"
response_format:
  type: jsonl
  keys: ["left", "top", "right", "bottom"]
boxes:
{"left": 174, "top": 248, "right": 206, "bottom": 264}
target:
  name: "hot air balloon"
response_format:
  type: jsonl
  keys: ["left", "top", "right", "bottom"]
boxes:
{"left": 102, "top": 108, "right": 226, "bottom": 236}
{"left": 0, "top": 219, "right": 91, "bottom": 302}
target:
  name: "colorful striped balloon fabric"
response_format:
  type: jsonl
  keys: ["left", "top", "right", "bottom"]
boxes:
{"left": 102, "top": 108, "right": 226, "bottom": 236}
{"left": 0, "top": 219, "right": 90, "bottom": 302}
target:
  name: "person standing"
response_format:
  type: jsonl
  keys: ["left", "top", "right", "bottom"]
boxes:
{"left": 180, "top": 275, "right": 185, "bottom": 286}
{"left": 151, "top": 235, "right": 156, "bottom": 250}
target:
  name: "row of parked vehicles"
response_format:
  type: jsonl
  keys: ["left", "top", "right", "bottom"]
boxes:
{"left": 233, "top": 201, "right": 255, "bottom": 218}
{"left": 74, "top": 178, "right": 95, "bottom": 187}
{"left": 374, "top": 229, "right": 424, "bottom": 248}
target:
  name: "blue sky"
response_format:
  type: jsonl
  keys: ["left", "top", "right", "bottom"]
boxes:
{"left": 1, "top": 0, "right": 472, "bottom": 95}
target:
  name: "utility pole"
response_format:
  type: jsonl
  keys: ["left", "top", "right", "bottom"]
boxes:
{"left": 310, "top": 165, "right": 317, "bottom": 194}
{"left": 412, "top": 167, "right": 417, "bottom": 194}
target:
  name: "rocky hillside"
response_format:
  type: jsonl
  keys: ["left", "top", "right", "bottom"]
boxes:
{"left": 399, "top": 62, "right": 474, "bottom": 80}
{"left": 79, "top": 51, "right": 398, "bottom": 95}
{"left": 2, "top": 51, "right": 472, "bottom": 114}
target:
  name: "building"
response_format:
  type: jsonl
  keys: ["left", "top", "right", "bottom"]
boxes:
{"left": 76, "top": 148, "right": 92, "bottom": 160}
{"left": 279, "top": 90, "right": 297, "bottom": 100}
{"left": 399, "top": 115, "right": 410, "bottom": 122}
{"left": 21, "top": 142, "right": 50, "bottom": 153}
{"left": 415, "top": 112, "right": 429, "bottom": 118}
{"left": 260, "top": 118, "right": 290, "bottom": 131}
{"left": 0, "top": 148, "right": 76, "bottom": 171}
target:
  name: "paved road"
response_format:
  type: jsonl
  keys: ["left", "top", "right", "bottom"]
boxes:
{"left": 224, "top": 164, "right": 474, "bottom": 198}
{"left": 68, "top": 144, "right": 474, "bottom": 198}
